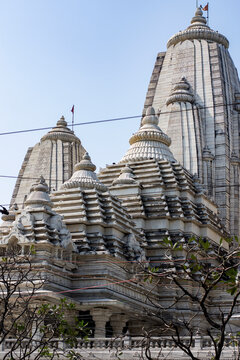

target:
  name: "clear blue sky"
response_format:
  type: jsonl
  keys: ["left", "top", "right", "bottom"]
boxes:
{"left": 0, "top": 0, "right": 239, "bottom": 206}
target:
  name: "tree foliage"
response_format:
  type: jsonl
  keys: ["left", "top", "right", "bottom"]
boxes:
{"left": 0, "top": 247, "right": 88, "bottom": 360}
{"left": 141, "top": 236, "right": 240, "bottom": 360}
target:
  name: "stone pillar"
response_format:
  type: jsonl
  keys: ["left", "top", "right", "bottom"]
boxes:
{"left": 202, "top": 146, "right": 214, "bottom": 196}
{"left": 110, "top": 314, "right": 128, "bottom": 336}
{"left": 90, "top": 308, "right": 112, "bottom": 338}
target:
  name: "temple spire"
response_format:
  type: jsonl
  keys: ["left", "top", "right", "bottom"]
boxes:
{"left": 188, "top": 7, "right": 208, "bottom": 28}
{"left": 61, "top": 152, "right": 107, "bottom": 191}
{"left": 120, "top": 106, "right": 175, "bottom": 163}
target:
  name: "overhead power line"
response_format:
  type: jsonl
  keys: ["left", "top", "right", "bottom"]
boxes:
{"left": 0, "top": 115, "right": 141, "bottom": 136}
{"left": 0, "top": 101, "right": 238, "bottom": 137}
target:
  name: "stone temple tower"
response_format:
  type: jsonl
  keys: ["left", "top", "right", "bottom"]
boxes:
{"left": 11, "top": 116, "right": 85, "bottom": 208}
{"left": 144, "top": 7, "right": 240, "bottom": 236}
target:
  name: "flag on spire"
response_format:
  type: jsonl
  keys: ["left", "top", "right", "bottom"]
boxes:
{"left": 202, "top": 3, "right": 208, "bottom": 11}
{"left": 71, "top": 105, "right": 75, "bottom": 114}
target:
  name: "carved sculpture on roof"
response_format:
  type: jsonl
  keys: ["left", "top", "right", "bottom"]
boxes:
{"left": 112, "top": 165, "right": 139, "bottom": 185}
{"left": 0, "top": 177, "right": 75, "bottom": 251}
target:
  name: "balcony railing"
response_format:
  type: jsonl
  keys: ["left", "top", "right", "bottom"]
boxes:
{"left": 0, "top": 335, "right": 239, "bottom": 351}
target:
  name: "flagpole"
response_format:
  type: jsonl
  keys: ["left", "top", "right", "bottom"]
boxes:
{"left": 71, "top": 105, "right": 75, "bottom": 132}
{"left": 207, "top": 2, "right": 209, "bottom": 26}
{"left": 196, "top": 0, "right": 198, "bottom": 8}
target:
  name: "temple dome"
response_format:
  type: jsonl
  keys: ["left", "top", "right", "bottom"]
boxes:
{"left": 120, "top": 106, "right": 175, "bottom": 163}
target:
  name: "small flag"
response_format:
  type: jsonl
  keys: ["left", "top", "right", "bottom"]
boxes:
{"left": 71, "top": 105, "right": 75, "bottom": 114}
{"left": 202, "top": 4, "right": 208, "bottom": 11}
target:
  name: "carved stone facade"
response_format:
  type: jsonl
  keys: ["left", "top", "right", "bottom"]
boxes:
{"left": 0, "top": 106, "right": 228, "bottom": 344}
{"left": 0, "top": 6, "right": 239, "bottom": 359}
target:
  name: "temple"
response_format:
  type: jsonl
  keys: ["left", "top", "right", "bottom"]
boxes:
{"left": 0, "top": 6, "right": 240, "bottom": 359}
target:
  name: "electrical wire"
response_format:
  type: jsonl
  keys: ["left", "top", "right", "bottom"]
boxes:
{"left": 0, "top": 101, "right": 238, "bottom": 137}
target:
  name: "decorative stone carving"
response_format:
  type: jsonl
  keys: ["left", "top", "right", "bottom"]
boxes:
{"left": 112, "top": 165, "right": 138, "bottom": 185}
{"left": 166, "top": 77, "right": 194, "bottom": 106}
{"left": 120, "top": 107, "right": 175, "bottom": 163}
{"left": 25, "top": 176, "right": 52, "bottom": 209}
{"left": 61, "top": 152, "right": 107, "bottom": 192}
{"left": 0, "top": 177, "right": 75, "bottom": 251}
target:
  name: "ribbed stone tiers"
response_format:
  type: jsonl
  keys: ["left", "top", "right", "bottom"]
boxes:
{"left": 99, "top": 105, "right": 225, "bottom": 257}
{"left": 99, "top": 158, "right": 224, "bottom": 258}
{"left": 120, "top": 107, "right": 175, "bottom": 163}
{"left": 61, "top": 153, "right": 107, "bottom": 192}
{"left": 52, "top": 152, "right": 145, "bottom": 260}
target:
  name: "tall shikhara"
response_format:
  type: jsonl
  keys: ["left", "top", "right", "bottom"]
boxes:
{"left": 144, "top": 7, "right": 240, "bottom": 236}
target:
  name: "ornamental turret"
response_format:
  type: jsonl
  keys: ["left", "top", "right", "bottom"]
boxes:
{"left": 61, "top": 152, "right": 107, "bottom": 192}
{"left": 120, "top": 106, "right": 175, "bottom": 163}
